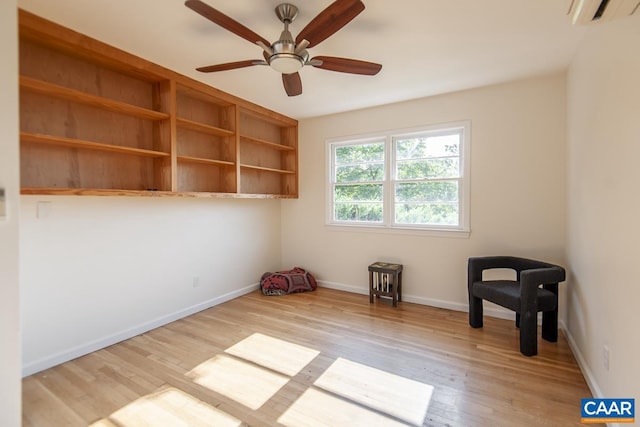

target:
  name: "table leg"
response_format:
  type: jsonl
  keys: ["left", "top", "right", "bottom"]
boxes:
{"left": 369, "top": 271, "right": 373, "bottom": 303}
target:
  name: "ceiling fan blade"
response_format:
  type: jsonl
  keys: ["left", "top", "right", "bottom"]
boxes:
{"left": 282, "top": 73, "right": 302, "bottom": 97}
{"left": 311, "top": 56, "right": 382, "bottom": 75}
{"left": 196, "top": 60, "right": 263, "bottom": 73}
{"left": 295, "top": 0, "right": 365, "bottom": 48}
{"left": 185, "top": 0, "right": 270, "bottom": 46}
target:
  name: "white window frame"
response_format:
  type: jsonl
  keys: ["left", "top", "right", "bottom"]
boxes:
{"left": 326, "top": 121, "right": 471, "bottom": 237}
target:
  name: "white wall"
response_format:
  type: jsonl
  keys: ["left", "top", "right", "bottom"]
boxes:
{"left": 283, "top": 74, "right": 567, "bottom": 315}
{"left": 0, "top": 0, "right": 21, "bottom": 425}
{"left": 566, "top": 13, "right": 640, "bottom": 403}
{"left": 20, "top": 196, "right": 282, "bottom": 375}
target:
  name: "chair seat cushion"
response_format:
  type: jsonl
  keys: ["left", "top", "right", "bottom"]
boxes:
{"left": 471, "top": 280, "right": 557, "bottom": 312}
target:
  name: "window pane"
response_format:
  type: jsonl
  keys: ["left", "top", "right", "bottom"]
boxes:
{"left": 396, "top": 134, "right": 460, "bottom": 160}
{"left": 396, "top": 158, "right": 459, "bottom": 180}
{"left": 395, "top": 181, "right": 458, "bottom": 202}
{"left": 334, "top": 184, "right": 383, "bottom": 202}
{"left": 335, "top": 203, "right": 383, "bottom": 222}
{"left": 335, "top": 143, "right": 384, "bottom": 164}
{"left": 336, "top": 163, "right": 384, "bottom": 182}
{"left": 395, "top": 203, "right": 459, "bottom": 225}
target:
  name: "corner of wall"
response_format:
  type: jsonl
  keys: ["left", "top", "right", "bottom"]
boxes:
{"left": 0, "top": 1, "right": 22, "bottom": 426}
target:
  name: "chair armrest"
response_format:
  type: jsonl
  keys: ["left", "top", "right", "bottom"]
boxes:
{"left": 519, "top": 266, "right": 566, "bottom": 306}
{"left": 520, "top": 266, "right": 566, "bottom": 286}
{"left": 468, "top": 256, "right": 523, "bottom": 285}
{"left": 468, "top": 256, "right": 515, "bottom": 292}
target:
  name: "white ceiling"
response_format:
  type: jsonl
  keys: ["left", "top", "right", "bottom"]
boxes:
{"left": 18, "top": 0, "right": 587, "bottom": 119}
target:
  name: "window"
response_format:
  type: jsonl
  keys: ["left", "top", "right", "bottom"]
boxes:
{"left": 327, "top": 121, "right": 470, "bottom": 233}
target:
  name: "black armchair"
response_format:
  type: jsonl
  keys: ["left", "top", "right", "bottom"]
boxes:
{"left": 468, "top": 256, "right": 566, "bottom": 356}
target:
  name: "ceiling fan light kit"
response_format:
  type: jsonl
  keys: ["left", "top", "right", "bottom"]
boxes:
{"left": 185, "top": 0, "right": 382, "bottom": 96}
{"left": 270, "top": 55, "right": 304, "bottom": 74}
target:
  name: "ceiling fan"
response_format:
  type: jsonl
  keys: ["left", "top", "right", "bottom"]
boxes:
{"left": 184, "top": 0, "right": 382, "bottom": 96}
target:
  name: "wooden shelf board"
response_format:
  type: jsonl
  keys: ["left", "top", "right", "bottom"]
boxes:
{"left": 21, "top": 187, "right": 295, "bottom": 199}
{"left": 20, "top": 188, "right": 173, "bottom": 197}
{"left": 177, "top": 155, "right": 235, "bottom": 166}
{"left": 240, "top": 164, "right": 296, "bottom": 174}
{"left": 20, "top": 76, "right": 169, "bottom": 121}
{"left": 176, "top": 117, "right": 235, "bottom": 137}
{"left": 20, "top": 132, "right": 170, "bottom": 158}
{"left": 240, "top": 135, "right": 295, "bottom": 151}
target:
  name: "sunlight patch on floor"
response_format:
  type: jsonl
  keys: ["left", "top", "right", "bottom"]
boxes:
{"left": 186, "top": 354, "right": 289, "bottom": 410}
{"left": 278, "top": 387, "right": 409, "bottom": 427}
{"left": 89, "top": 387, "right": 243, "bottom": 427}
{"left": 90, "top": 333, "right": 434, "bottom": 425}
{"left": 225, "top": 332, "right": 320, "bottom": 376}
{"left": 313, "top": 357, "right": 434, "bottom": 426}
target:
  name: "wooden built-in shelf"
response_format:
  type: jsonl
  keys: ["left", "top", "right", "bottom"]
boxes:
{"left": 20, "top": 132, "right": 170, "bottom": 158}
{"left": 20, "top": 76, "right": 169, "bottom": 121}
{"left": 240, "top": 135, "right": 295, "bottom": 151}
{"left": 176, "top": 117, "right": 235, "bottom": 137}
{"left": 19, "top": 9, "right": 298, "bottom": 198}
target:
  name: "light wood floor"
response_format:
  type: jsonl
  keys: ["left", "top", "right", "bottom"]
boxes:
{"left": 22, "top": 288, "right": 598, "bottom": 426}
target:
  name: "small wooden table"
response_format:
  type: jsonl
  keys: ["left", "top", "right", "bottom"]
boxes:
{"left": 368, "top": 262, "right": 403, "bottom": 307}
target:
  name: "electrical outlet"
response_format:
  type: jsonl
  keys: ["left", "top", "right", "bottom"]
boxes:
{"left": 192, "top": 277, "right": 200, "bottom": 288}
{"left": 603, "top": 345, "right": 610, "bottom": 371}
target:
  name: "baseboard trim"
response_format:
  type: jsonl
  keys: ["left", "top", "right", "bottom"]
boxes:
{"left": 22, "top": 283, "right": 259, "bottom": 377}
{"left": 561, "top": 322, "right": 604, "bottom": 398}
{"left": 26, "top": 278, "right": 599, "bottom": 407}
{"left": 561, "top": 324, "right": 615, "bottom": 426}
{"left": 317, "top": 280, "right": 514, "bottom": 321}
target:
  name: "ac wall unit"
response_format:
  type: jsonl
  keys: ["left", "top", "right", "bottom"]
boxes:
{"left": 568, "top": 0, "right": 640, "bottom": 24}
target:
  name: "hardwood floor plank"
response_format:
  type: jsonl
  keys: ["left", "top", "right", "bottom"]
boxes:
{"left": 23, "top": 288, "right": 600, "bottom": 426}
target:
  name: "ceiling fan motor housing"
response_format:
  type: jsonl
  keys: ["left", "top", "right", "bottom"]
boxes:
{"left": 269, "top": 4, "right": 308, "bottom": 73}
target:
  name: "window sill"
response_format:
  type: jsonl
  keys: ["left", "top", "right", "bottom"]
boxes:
{"left": 325, "top": 223, "right": 470, "bottom": 239}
